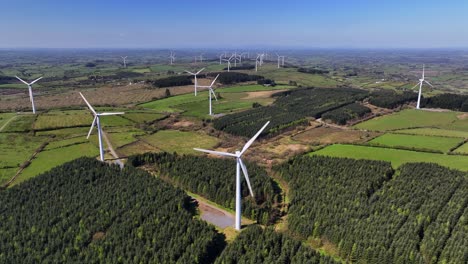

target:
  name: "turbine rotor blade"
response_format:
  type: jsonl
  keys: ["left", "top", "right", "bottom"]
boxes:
{"left": 210, "top": 88, "right": 218, "bottom": 101}
{"left": 185, "top": 70, "right": 195, "bottom": 75}
{"left": 410, "top": 83, "right": 420, "bottom": 90}
{"left": 87, "top": 116, "right": 97, "bottom": 139}
{"left": 210, "top": 74, "right": 220, "bottom": 87}
{"left": 15, "top": 76, "right": 29, "bottom": 85}
{"left": 193, "top": 148, "right": 237, "bottom": 157}
{"left": 424, "top": 80, "right": 434, "bottom": 87}
{"left": 196, "top": 68, "right": 205, "bottom": 74}
{"left": 29, "top": 77, "right": 43, "bottom": 85}
{"left": 98, "top": 112, "right": 125, "bottom": 116}
{"left": 79, "top": 92, "right": 97, "bottom": 115}
{"left": 240, "top": 121, "right": 270, "bottom": 156}
{"left": 239, "top": 158, "right": 254, "bottom": 198}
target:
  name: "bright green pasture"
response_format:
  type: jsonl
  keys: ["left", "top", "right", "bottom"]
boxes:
{"left": 354, "top": 109, "right": 460, "bottom": 131}
{"left": 311, "top": 144, "right": 468, "bottom": 171}
{"left": 217, "top": 84, "right": 294, "bottom": 93}
{"left": 2, "top": 115, "right": 35, "bottom": 132}
{"left": 14, "top": 142, "right": 98, "bottom": 185}
{"left": 36, "top": 127, "right": 90, "bottom": 139}
{"left": 0, "top": 113, "right": 17, "bottom": 129}
{"left": 0, "top": 133, "right": 47, "bottom": 169}
{"left": 107, "top": 131, "right": 145, "bottom": 148}
{"left": 123, "top": 112, "right": 166, "bottom": 123}
{"left": 394, "top": 128, "right": 468, "bottom": 138}
{"left": 33, "top": 112, "right": 92, "bottom": 130}
{"left": 140, "top": 130, "right": 219, "bottom": 155}
{"left": 453, "top": 142, "right": 468, "bottom": 154}
{"left": 45, "top": 136, "right": 88, "bottom": 150}
{"left": 369, "top": 133, "right": 463, "bottom": 153}
{"left": 0, "top": 168, "right": 17, "bottom": 185}
{"left": 99, "top": 115, "right": 134, "bottom": 127}
{"left": 139, "top": 92, "right": 206, "bottom": 112}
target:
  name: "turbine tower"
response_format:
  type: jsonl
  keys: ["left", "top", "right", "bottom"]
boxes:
{"left": 276, "top": 53, "right": 285, "bottom": 68}
{"left": 223, "top": 56, "right": 233, "bottom": 72}
{"left": 185, "top": 68, "right": 205, "bottom": 96}
{"left": 411, "top": 64, "right": 434, "bottom": 109}
{"left": 197, "top": 74, "right": 219, "bottom": 115}
{"left": 194, "top": 121, "right": 270, "bottom": 230}
{"left": 15, "top": 76, "right": 42, "bottom": 114}
{"left": 80, "top": 92, "right": 124, "bottom": 161}
{"left": 121, "top": 56, "right": 127, "bottom": 68}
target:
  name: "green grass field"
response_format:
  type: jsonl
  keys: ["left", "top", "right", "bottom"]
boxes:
{"left": 0, "top": 133, "right": 47, "bottom": 168}
{"left": 453, "top": 142, "right": 468, "bottom": 154}
{"left": 394, "top": 128, "right": 468, "bottom": 138}
{"left": 140, "top": 130, "right": 219, "bottom": 155}
{"left": 0, "top": 113, "right": 17, "bottom": 130}
{"left": 0, "top": 168, "right": 17, "bottom": 185}
{"left": 14, "top": 142, "right": 98, "bottom": 185}
{"left": 217, "top": 84, "right": 294, "bottom": 93}
{"left": 33, "top": 112, "right": 92, "bottom": 130}
{"left": 123, "top": 112, "right": 166, "bottom": 123}
{"left": 368, "top": 133, "right": 463, "bottom": 153}
{"left": 139, "top": 92, "right": 207, "bottom": 112}
{"left": 257, "top": 66, "right": 341, "bottom": 87}
{"left": 354, "top": 109, "right": 460, "bottom": 131}
{"left": 311, "top": 144, "right": 468, "bottom": 171}
{"left": 2, "top": 115, "right": 35, "bottom": 132}
{"left": 107, "top": 131, "right": 145, "bottom": 148}
{"left": 45, "top": 136, "right": 88, "bottom": 150}
{"left": 36, "top": 127, "right": 90, "bottom": 139}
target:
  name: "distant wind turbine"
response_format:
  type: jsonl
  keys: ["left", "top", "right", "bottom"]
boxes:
{"left": 185, "top": 68, "right": 205, "bottom": 96}
{"left": 197, "top": 74, "right": 219, "bottom": 115}
{"left": 276, "top": 53, "right": 285, "bottom": 68}
{"left": 16, "top": 76, "right": 43, "bottom": 114}
{"left": 169, "top": 51, "right": 175, "bottom": 65}
{"left": 411, "top": 64, "right": 434, "bottom": 109}
{"left": 80, "top": 92, "right": 124, "bottom": 161}
{"left": 194, "top": 121, "right": 270, "bottom": 230}
{"left": 121, "top": 56, "right": 127, "bottom": 68}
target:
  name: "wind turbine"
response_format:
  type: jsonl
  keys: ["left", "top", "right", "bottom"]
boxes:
{"left": 411, "top": 64, "right": 434, "bottom": 109}
{"left": 223, "top": 56, "right": 233, "bottom": 72}
{"left": 16, "top": 76, "right": 42, "bottom": 114}
{"left": 169, "top": 51, "right": 175, "bottom": 65}
{"left": 276, "top": 53, "right": 285, "bottom": 68}
{"left": 121, "top": 56, "right": 127, "bottom": 68}
{"left": 185, "top": 68, "right": 205, "bottom": 96}
{"left": 255, "top": 54, "right": 262, "bottom": 72}
{"left": 194, "top": 121, "right": 270, "bottom": 230}
{"left": 79, "top": 92, "right": 124, "bottom": 162}
{"left": 197, "top": 74, "right": 219, "bottom": 115}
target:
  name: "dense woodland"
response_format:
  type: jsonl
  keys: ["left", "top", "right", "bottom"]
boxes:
{"left": 207, "top": 72, "right": 263, "bottom": 84}
{"left": 321, "top": 102, "right": 371, "bottom": 124}
{"left": 128, "top": 152, "right": 281, "bottom": 225}
{"left": 423, "top": 93, "right": 468, "bottom": 112}
{"left": 151, "top": 75, "right": 193, "bottom": 88}
{"left": 0, "top": 158, "right": 225, "bottom": 263}
{"left": 276, "top": 155, "right": 468, "bottom": 263}
{"left": 214, "top": 87, "right": 368, "bottom": 137}
{"left": 368, "top": 89, "right": 418, "bottom": 108}
{"left": 223, "top": 65, "right": 255, "bottom": 70}
{"left": 298, "top": 67, "right": 330, "bottom": 74}
{"left": 214, "top": 225, "right": 338, "bottom": 264}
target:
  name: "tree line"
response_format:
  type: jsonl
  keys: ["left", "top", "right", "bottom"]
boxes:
{"left": 214, "top": 87, "right": 368, "bottom": 137}
{"left": 275, "top": 155, "right": 468, "bottom": 263}
{"left": 368, "top": 89, "right": 418, "bottom": 109}
{"left": 0, "top": 158, "right": 225, "bottom": 263}
{"left": 128, "top": 152, "right": 281, "bottom": 225}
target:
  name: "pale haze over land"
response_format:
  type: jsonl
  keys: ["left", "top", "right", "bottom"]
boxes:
{"left": 2, "top": 0, "right": 468, "bottom": 49}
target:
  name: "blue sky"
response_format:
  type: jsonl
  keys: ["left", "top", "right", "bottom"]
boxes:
{"left": 1, "top": 0, "right": 468, "bottom": 48}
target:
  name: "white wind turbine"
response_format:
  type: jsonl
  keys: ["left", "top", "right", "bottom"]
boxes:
{"left": 255, "top": 54, "right": 262, "bottom": 72}
{"left": 197, "top": 74, "right": 219, "bottom": 115}
{"left": 411, "top": 64, "right": 434, "bottom": 109}
{"left": 16, "top": 76, "right": 42, "bottom": 114}
{"left": 223, "top": 55, "right": 233, "bottom": 72}
{"left": 194, "top": 121, "right": 270, "bottom": 230}
{"left": 276, "top": 53, "right": 285, "bottom": 68}
{"left": 169, "top": 51, "right": 175, "bottom": 65}
{"left": 185, "top": 68, "right": 205, "bottom": 96}
{"left": 79, "top": 92, "right": 124, "bottom": 162}
{"left": 121, "top": 56, "right": 127, "bottom": 68}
